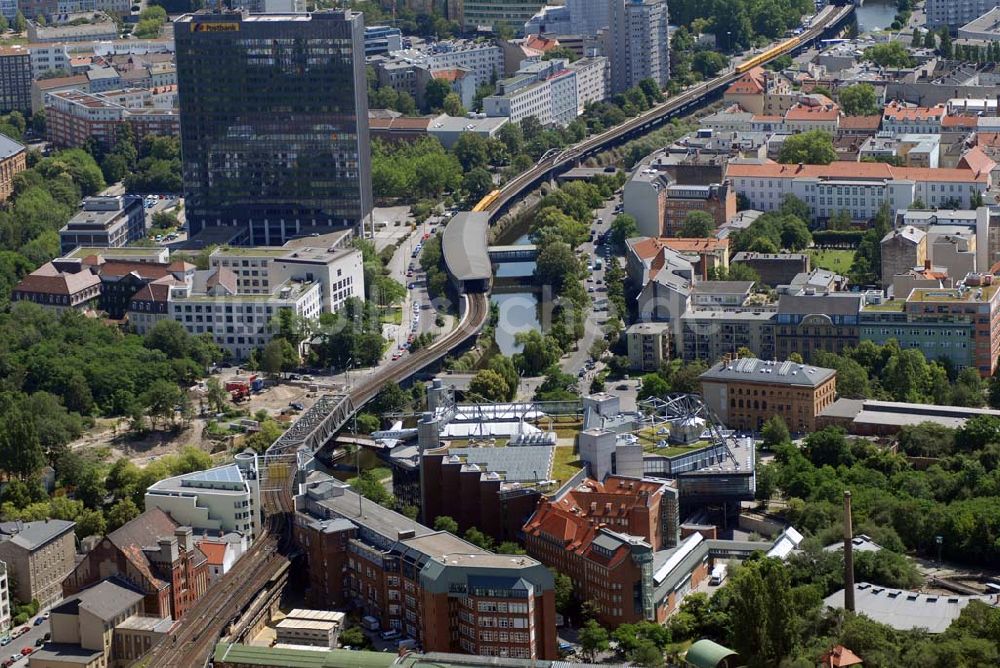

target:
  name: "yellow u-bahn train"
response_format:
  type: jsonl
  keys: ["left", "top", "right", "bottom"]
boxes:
{"left": 472, "top": 189, "right": 501, "bottom": 212}
{"left": 735, "top": 35, "right": 803, "bottom": 74}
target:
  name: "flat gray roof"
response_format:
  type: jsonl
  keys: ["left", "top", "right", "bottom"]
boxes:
{"left": 444, "top": 446, "right": 554, "bottom": 482}
{"left": 824, "top": 584, "right": 995, "bottom": 633}
{"left": 442, "top": 212, "right": 491, "bottom": 282}
{"left": 700, "top": 358, "right": 835, "bottom": 387}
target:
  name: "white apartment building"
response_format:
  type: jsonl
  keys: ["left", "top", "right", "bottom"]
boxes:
{"left": 927, "top": 0, "right": 1000, "bottom": 29}
{"left": 0, "top": 560, "right": 10, "bottom": 640}
{"left": 608, "top": 0, "right": 670, "bottom": 94}
{"left": 28, "top": 44, "right": 71, "bottom": 78}
{"left": 387, "top": 40, "right": 503, "bottom": 88}
{"left": 145, "top": 455, "right": 261, "bottom": 543}
{"left": 209, "top": 243, "right": 364, "bottom": 314}
{"left": 570, "top": 56, "right": 608, "bottom": 113}
{"left": 881, "top": 102, "right": 946, "bottom": 135}
{"left": 484, "top": 57, "right": 607, "bottom": 125}
{"left": 727, "top": 162, "right": 990, "bottom": 222}
{"left": 167, "top": 270, "right": 323, "bottom": 359}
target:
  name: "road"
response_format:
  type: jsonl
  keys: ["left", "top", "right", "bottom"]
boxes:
{"left": 2, "top": 615, "right": 50, "bottom": 666}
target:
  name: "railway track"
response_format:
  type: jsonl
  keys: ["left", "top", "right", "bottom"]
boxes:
{"left": 134, "top": 10, "right": 850, "bottom": 664}
{"left": 135, "top": 295, "right": 488, "bottom": 667}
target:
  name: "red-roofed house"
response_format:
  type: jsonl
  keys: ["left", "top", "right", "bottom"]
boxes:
{"left": 882, "top": 101, "right": 947, "bottom": 134}
{"left": 723, "top": 66, "right": 795, "bottom": 115}
{"left": 838, "top": 115, "right": 882, "bottom": 135}
{"left": 196, "top": 536, "right": 244, "bottom": 584}
{"left": 784, "top": 95, "right": 841, "bottom": 133}
{"left": 522, "top": 475, "right": 683, "bottom": 627}
{"left": 62, "top": 508, "right": 209, "bottom": 621}
{"left": 821, "top": 645, "right": 864, "bottom": 667}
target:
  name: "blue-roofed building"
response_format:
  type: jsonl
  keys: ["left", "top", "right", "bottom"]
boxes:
{"left": 144, "top": 452, "right": 261, "bottom": 542}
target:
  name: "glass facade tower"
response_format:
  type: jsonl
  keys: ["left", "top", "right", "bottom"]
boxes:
{"left": 175, "top": 10, "right": 372, "bottom": 245}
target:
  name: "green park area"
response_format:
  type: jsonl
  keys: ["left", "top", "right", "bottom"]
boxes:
{"left": 808, "top": 249, "right": 855, "bottom": 273}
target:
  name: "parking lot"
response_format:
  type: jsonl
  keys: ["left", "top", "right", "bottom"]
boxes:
{"left": 1, "top": 612, "right": 51, "bottom": 666}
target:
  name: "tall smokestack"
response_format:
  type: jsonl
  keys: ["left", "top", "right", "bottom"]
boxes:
{"left": 843, "top": 490, "right": 855, "bottom": 613}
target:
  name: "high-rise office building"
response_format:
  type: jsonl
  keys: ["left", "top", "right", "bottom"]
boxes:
{"left": 608, "top": 0, "right": 670, "bottom": 94}
{"left": 175, "top": 10, "right": 372, "bottom": 245}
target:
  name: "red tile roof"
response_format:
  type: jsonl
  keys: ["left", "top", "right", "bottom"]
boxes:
{"left": 958, "top": 145, "right": 996, "bottom": 176}
{"left": 726, "top": 160, "right": 989, "bottom": 183}
{"left": 13, "top": 262, "right": 101, "bottom": 296}
{"left": 942, "top": 114, "right": 977, "bottom": 129}
{"left": 839, "top": 115, "right": 882, "bottom": 130}
{"left": 725, "top": 67, "right": 766, "bottom": 96}
{"left": 883, "top": 101, "right": 945, "bottom": 121}
{"left": 524, "top": 35, "right": 559, "bottom": 52}
{"left": 432, "top": 68, "right": 467, "bottom": 82}
{"left": 196, "top": 540, "right": 227, "bottom": 566}
{"left": 785, "top": 102, "right": 840, "bottom": 121}
{"left": 662, "top": 237, "right": 728, "bottom": 253}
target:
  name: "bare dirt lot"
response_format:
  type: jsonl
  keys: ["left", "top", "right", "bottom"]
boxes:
{"left": 70, "top": 381, "right": 318, "bottom": 468}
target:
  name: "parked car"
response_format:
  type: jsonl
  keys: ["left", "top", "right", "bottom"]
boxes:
{"left": 32, "top": 618, "right": 43, "bottom": 626}
{"left": 289, "top": 401, "right": 305, "bottom": 411}
{"left": 379, "top": 630, "right": 400, "bottom": 641}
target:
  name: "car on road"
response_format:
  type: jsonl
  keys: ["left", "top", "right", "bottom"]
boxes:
{"left": 0, "top": 639, "right": 8, "bottom": 647}
{"left": 32, "top": 618, "right": 43, "bottom": 626}
{"left": 19, "top": 648, "right": 31, "bottom": 656}
{"left": 289, "top": 401, "right": 305, "bottom": 411}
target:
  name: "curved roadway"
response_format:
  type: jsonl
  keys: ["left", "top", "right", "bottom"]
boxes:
{"left": 135, "top": 7, "right": 851, "bottom": 665}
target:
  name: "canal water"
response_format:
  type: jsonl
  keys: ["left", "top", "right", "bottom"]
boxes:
{"left": 854, "top": 0, "right": 899, "bottom": 34}
{"left": 491, "top": 232, "right": 544, "bottom": 356}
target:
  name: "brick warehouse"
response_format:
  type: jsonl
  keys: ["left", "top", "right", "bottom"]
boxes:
{"left": 294, "top": 474, "right": 558, "bottom": 660}
{"left": 522, "top": 475, "right": 684, "bottom": 628}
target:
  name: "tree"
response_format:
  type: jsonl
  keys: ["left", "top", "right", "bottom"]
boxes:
{"left": 13, "top": 11, "right": 25, "bottom": 33}
{"left": 261, "top": 338, "right": 285, "bottom": 377}
{"left": 442, "top": 92, "right": 466, "bottom": 116}
{"left": 433, "top": 515, "right": 459, "bottom": 533}
{"left": 864, "top": 41, "right": 914, "bottom": 68}
{"left": 838, "top": 83, "right": 880, "bottom": 116}
{"left": 463, "top": 167, "right": 493, "bottom": 202}
{"left": 728, "top": 558, "right": 796, "bottom": 668}
{"left": 938, "top": 26, "right": 953, "bottom": 59}
{"left": 534, "top": 240, "right": 579, "bottom": 292}
{"left": 578, "top": 619, "right": 610, "bottom": 661}
{"left": 514, "top": 331, "right": 562, "bottom": 376}
{"left": 761, "top": 415, "right": 790, "bottom": 448}
{"left": 141, "top": 379, "right": 181, "bottom": 430}
{"left": 610, "top": 213, "right": 638, "bottom": 248}
{"left": 107, "top": 498, "right": 140, "bottom": 531}
{"left": 527, "top": 563, "right": 567, "bottom": 621}
{"left": 778, "top": 129, "right": 836, "bottom": 165}
{"left": 468, "top": 369, "right": 511, "bottom": 402}
{"left": 371, "top": 383, "right": 408, "bottom": 415}
{"left": 463, "top": 527, "right": 494, "bottom": 550}
{"left": 679, "top": 210, "right": 715, "bottom": 237}
{"left": 804, "top": 427, "right": 853, "bottom": 468}
{"left": 691, "top": 50, "right": 729, "bottom": 77}
{"left": 424, "top": 79, "right": 451, "bottom": 112}
{"left": 355, "top": 413, "right": 380, "bottom": 434}
{"left": 453, "top": 132, "right": 490, "bottom": 171}
{"left": 989, "top": 363, "right": 1000, "bottom": 409}
{"left": 339, "top": 626, "right": 371, "bottom": 649}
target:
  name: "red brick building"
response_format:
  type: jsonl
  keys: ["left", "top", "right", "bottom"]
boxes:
{"left": 662, "top": 182, "right": 736, "bottom": 237}
{"left": 522, "top": 476, "right": 682, "bottom": 628}
{"left": 45, "top": 89, "right": 179, "bottom": 150}
{"left": 295, "top": 476, "right": 558, "bottom": 660}
{"left": 416, "top": 444, "right": 555, "bottom": 544}
{"left": 62, "top": 508, "right": 209, "bottom": 620}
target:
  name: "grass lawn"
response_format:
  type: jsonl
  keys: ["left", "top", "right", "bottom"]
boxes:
{"left": 551, "top": 445, "right": 583, "bottom": 483}
{"left": 380, "top": 308, "right": 402, "bottom": 325}
{"left": 809, "top": 249, "right": 855, "bottom": 273}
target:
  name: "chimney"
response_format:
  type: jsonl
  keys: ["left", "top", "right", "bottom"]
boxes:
{"left": 159, "top": 537, "right": 179, "bottom": 564}
{"left": 175, "top": 526, "right": 193, "bottom": 553}
{"left": 843, "top": 491, "right": 855, "bottom": 613}
{"left": 925, "top": 258, "right": 932, "bottom": 271}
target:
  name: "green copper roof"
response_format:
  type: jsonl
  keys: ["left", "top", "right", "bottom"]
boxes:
{"left": 684, "top": 639, "right": 739, "bottom": 668}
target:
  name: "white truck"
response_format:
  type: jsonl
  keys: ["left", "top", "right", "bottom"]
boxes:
{"left": 709, "top": 564, "right": 728, "bottom": 586}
